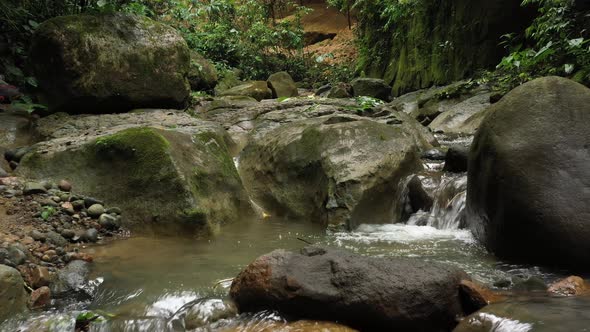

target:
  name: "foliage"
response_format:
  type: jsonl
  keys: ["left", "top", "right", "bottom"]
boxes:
{"left": 40, "top": 206, "right": 56, "bottom": 221}
{"left": 495, "top": 0, "right": 590, "bottom": 90}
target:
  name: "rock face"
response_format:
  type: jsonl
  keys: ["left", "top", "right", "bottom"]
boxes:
{"left": 267, "top": 72, "right": 298, "bottom": 98}
{"left": 30, "top": 13, "right": 190, "bottom": 113}
{"left": 188, "top": 51, "right": 218, "bottom": 91}
{"left": 358, "top": 0, "right": 533, "bottom": 95}
{"left": 466, "top": 77, "right": 590, "bottom": 269}
{"left": 230, "top": 246, "right": 470, "bottom": 331}
{"left": 239, "top": 109, "right": 432, "bottom": 228}
{"left": 18, "top": 111, "right": 252, "bottom": 234}
{"left": 0, "top": 264, "right": 28, "bottom": 322}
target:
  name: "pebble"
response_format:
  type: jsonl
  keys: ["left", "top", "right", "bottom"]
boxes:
{"left": 58, "top": 180, "right": 72, "bottom": 192}
{"left": 82, "top": 228, "right": 99, "bottom": 243}
{"left": 84, "top": 197, "right": 104, "bottom": 208}
{"left": 30, "top": 286, "right": 51, "bottom": 308}
{"left": 106, "top": 207, "right": 122, "bottom": 215}
{"left": 44, "top": 231, "right": 68, "bottom": 247}
{"left": 71, "top": 200, "right": 85, "bottom": 211}
{"left": 87, "top": 204, "right": 105, "bottom": 218}
{"left": 99, "top": 213, "right": 120, "bottom": 231}
{"left": 24, "top": 182, "right": 47, "bottom": 195}
{"left": 7, "top": 246, "right": 27, "bottom": 265}
{"left": 30, "top": 230, "right": 46, "bottom": 241}
{"left": 61, "top": 229, "right": 75, "bottom": 239}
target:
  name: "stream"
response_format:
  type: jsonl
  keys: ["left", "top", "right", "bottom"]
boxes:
{"left": 2, "top": 125, "right": 589, "bottom": 332}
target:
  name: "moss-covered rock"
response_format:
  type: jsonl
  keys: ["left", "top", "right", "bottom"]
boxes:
{"left": 239, "top": 113, "right": 429, "bottom": 229}
{"left": 188, "top": 51, "right": 218, "bottom": 92}
{"left": 0, "top": 264, "right": 28, "bottom": 322}
{"left": 18, "top": 126, "right": 253, "bottom": 235}
{"left": 267, "top": 72, "right": 298, "bottom": 98}
{"left": 30, "top": 13, "right": 190, "bottom": 114}
{"left": 357, "top": 0, "right": 533, "bottom": 96}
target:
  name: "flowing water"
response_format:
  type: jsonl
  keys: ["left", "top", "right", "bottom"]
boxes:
{"left": 3, "top": 135, "right": 590, "bottom": 332}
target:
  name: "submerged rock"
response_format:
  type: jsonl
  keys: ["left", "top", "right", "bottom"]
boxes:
{"left": 230, "top": 246, "right": 471, "bottom": 331}
{"left": 0, "top": 264, "right": 28, "bottom": 322}
{"left": 466, "top": 77, "right": 590, "bottom": 269}
{"left": 30, "top": 13, "right": 190, "bottom": 113}
{"left": 18, "top": 120, "right": 253, "bottom": 234}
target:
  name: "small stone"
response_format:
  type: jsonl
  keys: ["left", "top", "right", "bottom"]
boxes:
{"left": 38, "top": 199, "right": 58, "bottom": 208}
{"left": 7, "top": 246, "right": 27, "bottom": 265}
{"left": 30, "top": 230, "right": 45, "bottom": 241}
{"left": 51, "top": 196, "right": 61, "bottom": 203}
{"left": 61, "top": 202, "right": 75, "bottom": 215}
{"left": 23, "top": 182, "right": 47, "bottom": 195}
{"left": 8, "top": 161, "right": 18, "bottom": 170}
{"left": 21, "top": 265, "right": 52, "bottom": 288}
{"left": 99, "top": 213, "right": 120, "bottom": 231}
{"left": 41, "top": 254, "right": 51, "bottom": 262}
{"left": 41, "top": 181, "right": 55, "bottom": 190}
{"left": 106, "top": 207, "right": 122, "bottom": 215}
{"left": 82, "top": 228, "right": 99, "bottom": 243}
{"left": 548, "top": 276, "right": 589, "bottom": 296}
{"left": 0, "top": 166, "right": 8, "bottom": 178}
{"left": 87, "top": 204, "right": 105, "bottom": 218}
{"left": 30, "top": 286, "right": 51, "bottom": 308}
{"left": 44, "top": 231, "right": 68, "bottom": 247}
{"left": 58, "top": 180, "right": 72, "bottom": 192}
{"left": 60, "top": 229, "right": 75, "bottom": 239}
{"left": 84, "top": 197, "right": 104, "bottom": 208}
{"left": 71, "top": 200, "right": 85, "bottom": 211}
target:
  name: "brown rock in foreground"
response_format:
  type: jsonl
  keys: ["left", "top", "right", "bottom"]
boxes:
{"left": 230, "top": 246, "right": 474, "bottom": 331}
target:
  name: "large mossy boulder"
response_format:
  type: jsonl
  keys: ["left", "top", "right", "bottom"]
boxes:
{"left": 18, "top": 124, "right": 253, "bottom": 234}
{"left": 239, "top": 112, "right": 429, "bottom": 228}
{"left": 188, "top": 51, "right": 218, "bottom": 91}
{"left": 358, "top": 0, "right": 533, "bottom": 96}
{"left": 0, "top": 264, "right": 28, "bottom": 322}
{"left": 466, "top": 77, "right": 590, "bottom": 269}
{"left": 230, "top": 246, "right": 471, "bottom": 331}
{"left": 30, "top": 13, "right": 190, "bottom": 114}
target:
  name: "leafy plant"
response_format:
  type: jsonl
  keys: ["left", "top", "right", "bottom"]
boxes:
{"left": 40, "top": 206, "right": 56, "bottom": 221}
{"left": 495, "top": 0, "right": 590, "bottom": 90}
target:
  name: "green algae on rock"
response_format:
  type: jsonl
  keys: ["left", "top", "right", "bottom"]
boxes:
{"left": 30, "top": 13, "right": 191, "bottom": 114}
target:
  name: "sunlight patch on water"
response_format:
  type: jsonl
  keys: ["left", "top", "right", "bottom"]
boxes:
{"left": 332, "top": 223, "right": 476, "bottom": 245}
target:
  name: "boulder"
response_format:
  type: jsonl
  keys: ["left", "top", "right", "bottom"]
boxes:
{"left": 18, "top": 118, "right": 253, "bottom": 234}
{"left": 548, "top": 276, "right": 589, "bottom": 296}
{"left": 30, "top": 13, "right": 190, "bottom": 113}
{"left": 239, "top": 112, "right": 429, "bottom": 228}
{"left": 188, "top": 51, "right": 218, "bottom": 91}
{"left": 0, "top": 264, "right": 28, "bottom": 322}
{"left": 230, "top": 246, "right": 471, "bottom": 331}
{"left": 218, "top": 81, "right": 272, "bottom": 101}
{"left": 351, "top": 78, "right": 392, "bottom": 101}
{"left": 466, "top": 77, "right": 590, "bottom": 269}
{"left": 267, "top": 72, "right": 298, "bottom": 98}
{"left": 428, "top": 93, "right": 491, "bottom": 134}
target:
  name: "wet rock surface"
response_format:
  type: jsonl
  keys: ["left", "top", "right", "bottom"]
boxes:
{"left": 466, "top": 77, "right": 590, "bottom": 269}
{"left": 230, "top": 246, "right": 472, "bottom": 331}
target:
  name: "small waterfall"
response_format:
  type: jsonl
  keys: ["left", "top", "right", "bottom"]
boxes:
{"left": 407, "top": 173, "right": 467, "bottom": 230}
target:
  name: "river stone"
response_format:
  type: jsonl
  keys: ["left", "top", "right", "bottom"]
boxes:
{"left": 82, "top": 228, "right": 99, "bottom": 243}
{"left": 428, "top": 93, "right": 491, "bottom": 134}
{"left": 0, "top": 166, "right": 7, "bottom": 178}
{"left": 99, "top": 213, "right": 120, "bottom": 230}
{"left": 351, "top": 78, "right": 392, "bottom": 101}
{"left": 29, "top": 13, "right": 190, "bottom": 114}
{"left": 45, "top": 231, "right": 69, "bottom": 247}
{"left": 239, "top": 113, "right": 426, "bottom": 228}
{"left": 466, "top": 77, "right": 590, "bottom": 269}
{"left": 84, "top": 197, "right": 104, "bottom": 208}
{"left": 0, "top": 264, "right": 28, "bottom": 321}
{"left": 327, "top": 82, "right": 353, "bottom": 98}
{"left": 51, "top": 260, "right": 90, "bottom": 297}
{"left": 23, "top": 182, "right": 47, "bottom": 195}
{"left": 230, "top": 246, "right": 471, "bottom": 331}
{"left": 267, "top": 72, "right": 298, "bottom": 98}
{"left": 18, "top": 126, "right": 252, "bottom": 234}
{"left": 87, "top": 204, "right": 105, "bottom": 218}
{"left": 7, "top": 246, "right": 26, "bottom": 266}
{"left": 218, "top": 81, "right": 272, "bottom": 101}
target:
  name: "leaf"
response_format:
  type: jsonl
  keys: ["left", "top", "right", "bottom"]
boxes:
{"left": 568, "top": 38, "right": 584, "bottom": 47}
{"left": 96, "top": 0, "right": 108, "bottom": 7}
{"left": 25, "top": 76, "right": 38, "bottom": 87}
{"left": 564, "top": 64, "right": 574, "bottom": 74}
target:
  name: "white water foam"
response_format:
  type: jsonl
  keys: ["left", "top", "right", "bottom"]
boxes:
{"left": 332, "top": 223, "right": 475, "bottom": 245}
{"left": 470, "top": 313, "right": 533, "bottom": 332}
